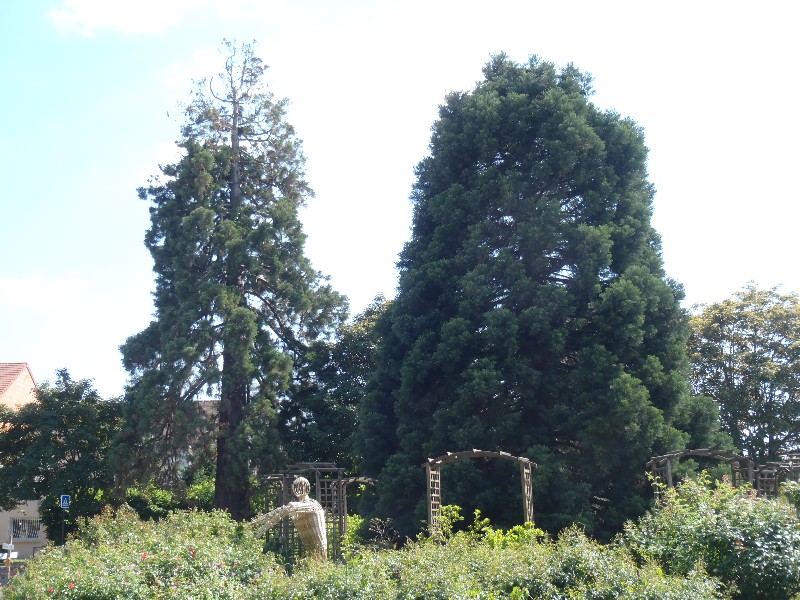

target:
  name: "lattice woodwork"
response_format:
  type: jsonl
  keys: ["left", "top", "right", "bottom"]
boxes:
{"left": 426, "top": 464, "right": 442, "bottom": 535}
{"left": 731, "top": 461, "right": 753, "bottom": 489}
{"left": 263, "top": 475, "right": 298, "bottom": 561}
{"left": 317, "top": 475, "right": 346, "bottom": 558}
{"left": 756, "top": 467, "right": 780, "bottom": 497}
{"left": 520, "top": 460, "right": 534, "bottom": 524}
{"left": 643, "top": 448, "right": 800, "bottom": 500}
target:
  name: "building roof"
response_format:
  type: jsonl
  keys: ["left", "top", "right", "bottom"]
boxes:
{"left": 0, "top": 362, "right": 36, "bottom": 398}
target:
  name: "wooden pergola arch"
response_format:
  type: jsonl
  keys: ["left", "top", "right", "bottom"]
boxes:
{"left": 422, "top": 449, "right": 536, "bottom": 536}
{"left": 646, "top": 449, "right": 800, "bottom": 498}
{"left": 646, "top": 449, "right": 754, "bottom": 496}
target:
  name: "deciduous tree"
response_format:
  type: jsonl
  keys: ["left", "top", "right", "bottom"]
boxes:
{"left": 689, "top": 284, "right": 800, "bottom": 463}
{"left": 116, "top": 41, "right": 346, "bottom": 519}
{"left": 0, "top": 370, "right": 122, "bottom": 541}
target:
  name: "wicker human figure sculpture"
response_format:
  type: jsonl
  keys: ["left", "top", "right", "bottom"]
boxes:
{"left": 252, "top": 476, "right": 327, "bottom": 559}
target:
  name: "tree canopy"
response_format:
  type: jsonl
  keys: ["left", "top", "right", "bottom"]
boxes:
{"left": 286, "top": 295, "right": 389, "bottom": 471}
{"left": 0, "top": 370, "right": 122, "bottom": 541}
{"left": 359, "top": 55, "right": 707, "bottom": 538}
{"left": 116, "top": 40, "right": 347, "bottom": 519}
{"left": 689, "top": 283, "right": 800, "bottom": 463}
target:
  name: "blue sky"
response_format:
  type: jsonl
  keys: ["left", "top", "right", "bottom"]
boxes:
{"left": 1, "top": 1, "right": 798, "bottom": 397}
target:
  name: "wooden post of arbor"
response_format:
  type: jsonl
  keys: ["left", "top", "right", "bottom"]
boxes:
{"left": 520, "top": 459, "right": 535, "bottom": 524}
{"left": 425, "top": 462, "right": 442, "bottom": 535}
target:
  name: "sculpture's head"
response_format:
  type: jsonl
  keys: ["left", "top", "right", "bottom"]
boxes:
{"left": 292, "top": 476, "right": 311, "bottom": 499}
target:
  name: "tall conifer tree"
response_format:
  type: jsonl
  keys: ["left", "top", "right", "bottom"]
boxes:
{"left": 359, "top": 55, "right": 702, "bottom": 537}
{"left": 117, "top": 41, "right": 346, "bottom": 519}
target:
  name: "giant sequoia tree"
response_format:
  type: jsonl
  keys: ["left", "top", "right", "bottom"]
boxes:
{"left": 359, "top": 55, "right": 703, "bottom": 537}
{"left": 117, "top": 41, "right": 346, "bottom": 519}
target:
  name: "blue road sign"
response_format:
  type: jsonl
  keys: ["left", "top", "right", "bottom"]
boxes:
{"left": 60, "top": 495, "right": 70, "bottom": 509}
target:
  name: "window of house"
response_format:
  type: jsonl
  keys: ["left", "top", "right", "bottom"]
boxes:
{"left": 10, "top": 518, "right": 41, "bottom": 539}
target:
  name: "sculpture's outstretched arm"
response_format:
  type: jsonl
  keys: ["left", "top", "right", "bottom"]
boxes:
{"left": 250, "top": 504, "right": 293, "bottom": 534}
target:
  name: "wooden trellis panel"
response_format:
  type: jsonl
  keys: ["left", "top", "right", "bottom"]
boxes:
{"left": 262, "top": 463, "right": 347, "bottom": 561}
{"left": 520, "top": 460, "right": 534, "bottom": 524}
{"left": 263, "top": 475, "right": 298, "bottom": 560}
{"left": 756, "top": 467, "right": 780, "bottom": 497}
{"left": 426, "top": 463, "right": 442, "bottom": 534}
{"left": 317, "top": 475, "right": 346, "bottom": 558}
{"left": 645, "top": 448, "right": 800, "bottom": 501}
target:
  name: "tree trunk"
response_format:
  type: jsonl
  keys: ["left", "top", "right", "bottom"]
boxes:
{"left": 215, "top": 347, "right": 250, "bottom": 519}
{"left": 214, "top": 95, "right": 250, "bottom": 520}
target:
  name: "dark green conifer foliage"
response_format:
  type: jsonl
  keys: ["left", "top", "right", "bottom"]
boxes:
{"left": 360, "top": 55, "right": 701, "bottom": 537}
{"left": 117, "top": 41, "right": 346, "bottom": 519}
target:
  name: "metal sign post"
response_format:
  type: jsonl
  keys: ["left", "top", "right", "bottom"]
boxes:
{"left": 60, "top": 495, "right": 70, "bottom": 545}
{"left": 2, "top": 541, "right": 13, "bottom": 581}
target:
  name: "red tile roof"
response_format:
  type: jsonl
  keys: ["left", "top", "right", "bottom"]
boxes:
{"left": 0, "top": 362, "right": 36, "bottom": 397}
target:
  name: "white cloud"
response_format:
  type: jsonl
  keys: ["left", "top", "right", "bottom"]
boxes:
{"left": 49, "top": 0, "right": 192, "bottom": 35}
{"left": 48, "top": 0, "right": 259, "bottom": 36}
{"left": 0, "top": 274, "right": 85, "bottom": 309}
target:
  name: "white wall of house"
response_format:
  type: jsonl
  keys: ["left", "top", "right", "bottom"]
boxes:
{"left": 0, "top": 500, "right": 46, "bottom": 559}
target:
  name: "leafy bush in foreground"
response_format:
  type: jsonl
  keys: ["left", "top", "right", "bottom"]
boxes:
{"left": 3, "top": 505, "right": 283, "bottom": 599}
{"left": 622, "top": 475, "right": 800, "bottom": 599}
{"left": 6, "top": 504, "right": 723, "bottom": 599}
{"left": 781, "top": 480, "right": 800, "bottom": 513}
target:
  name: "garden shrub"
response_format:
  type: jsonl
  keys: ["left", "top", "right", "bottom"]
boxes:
{"left": 284, "top": 525, "right": 722, "bottom": 599}
{"left": 3, "top": 505, "right": 284, "bottom": 599}
{"left": 781, "top": 480, "right": 800, "bottom": 513}
{"left": 342, "top": 513, "right": 368, "bottom": 554}
{"left": 186, "top": 473, "right": 216, "bottom": 511}
{"left": 124, "top": 484, "right": 186, "bottom": 521}
{"left": 622, "top": 474, "right": 800, "bottom": 599}
{"left": 6, "top": 504, "right": 724, "bottom": 599}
